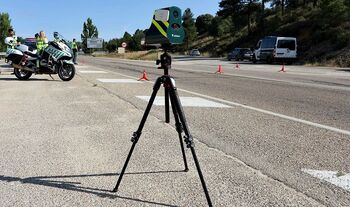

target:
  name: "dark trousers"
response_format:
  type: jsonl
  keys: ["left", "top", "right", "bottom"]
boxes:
{"left": 73, "top": 49, "right": 77, "bottom": 64}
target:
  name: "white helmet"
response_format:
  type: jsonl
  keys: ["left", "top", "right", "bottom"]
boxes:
{"left": 4, "top": 37, "right": 14, "bottom": 46}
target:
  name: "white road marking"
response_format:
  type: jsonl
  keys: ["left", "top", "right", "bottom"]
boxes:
{"left": 91, "top": 66, "right": 350, "bottom": 136}
{"left": 0, "top": 69, "right": 13, "bottom": 72}
{"left": 175, "top": 62, "right": 193, "bottom": 65}
{"left": 302, "top": 168, "right": 350, "bottom": 191}
{"left": 137, "top": 96, "right": 231, "bottom": 108}
{"left": 79, "top": 70, "right": 108, "bottom": 74}
{"left": 97, "top": 79, "right": 141, "bottom": 83}
{"left": 75, "top": 65, "right": 89, "bottom": 69}
{"left": 0, "top": 63, "right": 12, "bottom": 72}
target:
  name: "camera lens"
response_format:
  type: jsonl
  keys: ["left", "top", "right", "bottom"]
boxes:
{"left": 173, "top": 11, "right": 179, "bottom": 19}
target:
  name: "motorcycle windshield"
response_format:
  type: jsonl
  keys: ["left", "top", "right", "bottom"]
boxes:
{"left": 54, "top": 32, "right": 71, "bottom": 49}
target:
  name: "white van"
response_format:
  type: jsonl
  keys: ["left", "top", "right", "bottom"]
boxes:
{"left": 252, "top": 36, "right": 297, "bottom": 63}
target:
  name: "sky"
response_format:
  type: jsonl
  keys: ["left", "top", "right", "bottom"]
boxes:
{"left": 0, "top": 0, "right": 220, "bottom": 41}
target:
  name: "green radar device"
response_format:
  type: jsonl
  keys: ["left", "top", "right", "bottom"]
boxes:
{"left": 145, "top": 6, "right": 185, "bottom": 45}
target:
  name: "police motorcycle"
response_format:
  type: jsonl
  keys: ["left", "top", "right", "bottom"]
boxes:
{"left": 4, "top": 32, "right": 75, "bottom": 81}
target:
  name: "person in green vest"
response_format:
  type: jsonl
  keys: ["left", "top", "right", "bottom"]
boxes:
{"left": 36, "top": 31, "right": 48, "bottom": 53}
{"left": 35, "top": 33, "right": 41, "bottom": 68}
{"left": 71, "top": 38, "right": 78, "bottom": 64}
{"left": 36, "top": 31, "right": 49, "bottom": 67}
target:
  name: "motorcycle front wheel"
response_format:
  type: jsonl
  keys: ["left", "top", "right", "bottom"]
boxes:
{"left": 58, "top": 63, "right": 75, "bottom": 81}
{"left": 14, "top": 68, "right": 33, "bottom": 80}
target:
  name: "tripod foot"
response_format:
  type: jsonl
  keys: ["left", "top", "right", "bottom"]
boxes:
{"left": 112, "top": 188, "right": 118, "bottom": 193}
{"left": 184, "top": 168, "right": 189, "bottom": 172}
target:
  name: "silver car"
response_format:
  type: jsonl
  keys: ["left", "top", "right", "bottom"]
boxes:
{"left": 190, "top": 49, "right": 201, "bottom": 56}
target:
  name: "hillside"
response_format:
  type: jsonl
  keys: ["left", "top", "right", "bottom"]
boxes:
{"left": 192, "top": 2, "right": 350, "bottom": 67}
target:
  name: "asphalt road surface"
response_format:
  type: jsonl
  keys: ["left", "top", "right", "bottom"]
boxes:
{"left": 0, "top": 56, "right": 349, "bottom": 206}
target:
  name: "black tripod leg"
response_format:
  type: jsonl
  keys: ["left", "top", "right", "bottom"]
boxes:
{"left": 167, "top": 78, "right": 213, "bottom": 207}
{"left": 165, "top": 87, "right": 170, "bottom": 123}
{"left": 169, "top": 91, "right": 189, "bottom": 172}
{"left": 112, "top": 77, "right": 163, "bottom": 193}
{"left": 188, "top": 145, "right": 212, "bottom": 206}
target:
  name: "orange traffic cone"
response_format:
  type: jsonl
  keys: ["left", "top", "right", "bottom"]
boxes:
{"left": 235, "top": 63, "right": 240, "bottom": 70}
{"left": 279, "top": 64, "right": 286, "bottom": 72}
{"left": 138, "top": 70, "right": 149, "bottom": 81}
{"left": 215, "top": 65, "right": 224, "bottom": 74}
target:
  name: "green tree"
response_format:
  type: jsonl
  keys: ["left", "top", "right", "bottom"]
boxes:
{"left": 0, "top": 12, "right": 12, "bottom": 51}
{"left": 209, "top": 16, "right": 232, "bottom": 38}
{"left": 209, "top": 16, "right": 220, "bottom": 37}
{"left": 218, "top": 0, "right": 259, "bottom": 35}
{"left": 131, "top": 29, "right": 145, "bottom": 51}
{"left": 259, "top": 0, "right": 273, "bottom": 34}
{"left": 272, "top": 0, "right": 286, "bottom": 15}
{"left": 285, "top": 0, "right": 300, "bottom": 8}
{"left": 218, "top": 0, "right": 242, "bottom": 17}
{"left": 241, "top": 0, "right": 260, "bottom": 34}
{"left": 106, "top": 38, "right": 119, "bottom": 53}
{"left": 182, "top": 8, "right": 197, "bottom": 51}
{"left": 319, "top": 0, "right": 349, "bottom": 26}
{"left": 195, "top": 14, "right": 214, "bottom": 35}
{"left": 313, "top": 0, "right": 320, "bottom": 7}
{"left": 80, "top": 18, "right": 99, "bottom": 54}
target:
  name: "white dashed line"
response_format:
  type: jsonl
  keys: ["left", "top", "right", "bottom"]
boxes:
{"left": 97, "top": 79, "right": 141, "bottom": 83}
{"left": 79, "top": 70, "right": 108, "bottom": 74}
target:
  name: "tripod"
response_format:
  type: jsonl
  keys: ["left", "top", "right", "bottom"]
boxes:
{"left": 112, "top": 51, "right": 213, "bottom": 206}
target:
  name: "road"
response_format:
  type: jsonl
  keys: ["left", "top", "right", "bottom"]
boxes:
{"left": 0, "top": 56, "right": 349, "bottom": 206}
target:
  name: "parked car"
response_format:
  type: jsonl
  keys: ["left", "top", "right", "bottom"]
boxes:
{"left": 228, "top": 48, "right": 252, "bottom": 61}
{"left": 243, "top": 50, "right": 253, "bottom": 60}
{"left": 252, "top": 36, "right": 297, "bottom": 64}
{"left": 189, "top": 49, "right": 201, "bottom": 56}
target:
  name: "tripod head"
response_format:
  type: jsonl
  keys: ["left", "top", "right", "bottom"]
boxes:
{"left": 156, "top": 46, "right": 172, "bottom": 75}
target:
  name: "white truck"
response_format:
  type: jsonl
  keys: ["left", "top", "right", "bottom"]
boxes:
{"left": 252, "top": 36, "right": 297, "bottom": 64}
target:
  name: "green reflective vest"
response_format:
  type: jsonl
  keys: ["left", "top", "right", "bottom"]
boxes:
{"left": 72, "top": 41, "right": 78, "bottom": 50}
{"left": 36, "top": 37, "right": 48, "bottom": 52}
